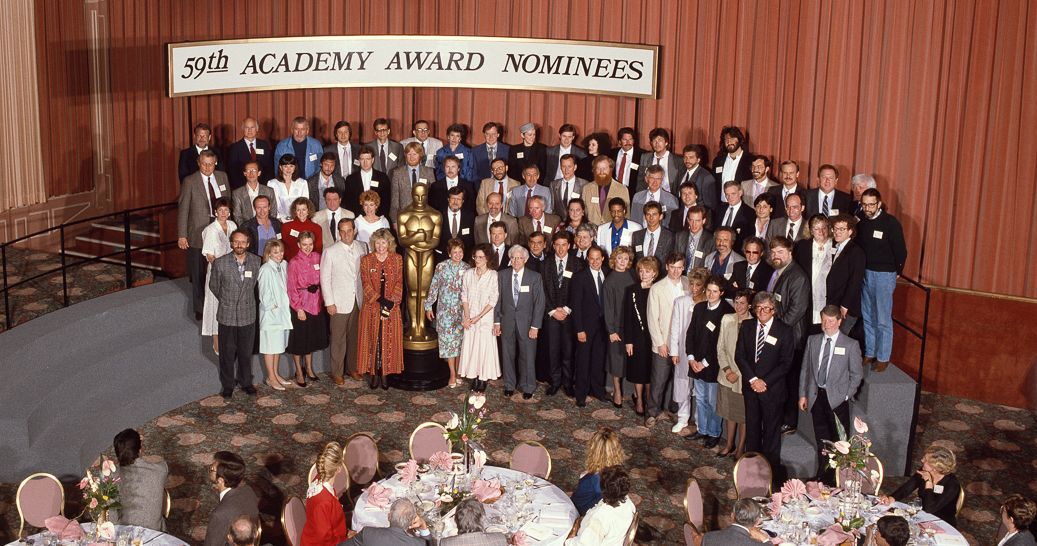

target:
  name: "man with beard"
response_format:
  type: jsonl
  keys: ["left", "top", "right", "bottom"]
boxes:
{"left": 208, "top": 230, "right": 262, "bottom": 399}
{"left": 476, "top": 158, "right": 520, "bottom": 215}
{"left": 765, "top": 236, "right": 810, "bottom": 435}
{"left": 855, "top": 188, "right": 907, "bottom": 372}
{"left": 741, "top": 156, "right": 778, "bottom": 207}
{"left": 711, "top": 126, "right": 753, "bottom": 190}
{"left": 581, "top": 155, "right": 631, "bottom": 226}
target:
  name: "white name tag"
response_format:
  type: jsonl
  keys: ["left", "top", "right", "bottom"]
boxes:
{"left": 419, "top": 178, "right": 428, "bottom": 184}
{"left": 276, "top": 233, "right": 282, "bottom": 239}
{"left": 873, "top": 230, "right": 884, "bottom": 239}
{"left": 706, "top": 321, "right": 716, "bottom": 332}
{"left": 519, "top": 285, "right": 530, "bottom": 293}
{"left": 570, "top": 192, "right": 580, "bottom": 199}
{"left": 388, "top": 152, "right": 398, "bottom": 161}
{"left": 309, "top": 153, "right": 318, "bottom": 161}
{"left": 353, "top": 159, "right": 360, "bottom": 166}
{"left": 313, "top": 264, "right": 320, "bottom": 271}
{"left": 765, "top": 335, "right": 777, "bottom": 345}
{"left": 244, "top": 270, "right": 253, "bottom": 278}
{"left": 516, "top": 152, "right": 525, "bottom": 159}
{"left": 748, "top": 281, "right": 755, "bottom": 289}
{"left": 714, "top": 166, "right": 723, "bottom": 174}
{"left": 562, "top": 270, "right": 572, "bottom": 278}
{"left": 461, "top": 228, "right": 470, "bottom": 235}
{"left": 591, "top": 196, "right": 599, "bottom": 204}
{"left": 694, "top": 250, "right": 703, "bottom": 258}
{"left": 661, "top": 206, "right": 668, "bottom": 212}
{"left": 370, "top": 180, "right": 379, "bottom": 188}
{"left": 218, "top": 184, "right": 227, "bottom": 191}
{"left": 933, "top": 484, "right": 944, "bottom": 494}
{"left": 774, "top": 293, "right": 782, "bottom": 302}
{"left": 723, "top": 273, "right": 731, "bottom": 279}
{"left": 635, "top": 245, "right": 643, "bottom": 251}
{"left": 630, "top": 162, "right": 639, "bottom": 170}
{"left": 830, "top": 208, "right": 839, "bottom": 215}
{"left": 289, "top": 229, "right": 299, "bottom": 237}
{"left": 255, "top": 149, "right": 265, "bottom": 155}
{"left": 834, "top": 347, "right": 846, "bottom": 355}
{"left": 542, "top": 226, "right": 552, "bottom": 233}
{"left": 456, "top": 153, "right": 464, "bottom": 159}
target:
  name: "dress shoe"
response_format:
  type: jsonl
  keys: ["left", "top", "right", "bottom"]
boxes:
{"left": 688, "top": 432, "right": 707, "bottom": 441}
{"left": 349, "top": 372, "right": 362, "bottom": 381}
{"left": 522, "top": 392, "right": 533, "bottom": 400}
{"left": 220, "top": 389, "right": 233, "bottom": 399}
{"left": 306, "top": 373, "right": 320, "bottom": 382}
{"left": 381, "top": 379, "right": 389, "bottom": 390}
{"left": 368, "top": 374, "right": 377, "bottom": 389}
{"left": 333, "top": 376, "right": 345, "bottom": 386}
{"left": 704, "top": 436, "right": 720, "bottom": 449}
{"left": 671, "top": 421, "right": 688, "bottom": 434}
{"left": 546, "top": 385, "right": 560, "bottom": 396}
{"left": 863, "top": 356, "right": 877, "bottom": 367}
{"left": 564, "top": 386, "right": 575, "bottom": 398}
{"left": 265, "top": 380, "right": 285, "bottom": 392}
{"left": 576, "top": 400, "right": 587, "bottom": 408}
{"left": 296, "top": 378, "right": 308, "bottom": 388}
{"left": 504, "top": 389, "right": 515, "bottom": 397}
{"left": 243, "top": 386, "right": 258, "bottom": 396}
{"left": 874, "top": 360, "right": 890, "bottom": 372}
{"left": 780, "top": 425, "right": 797, "bottom": 435}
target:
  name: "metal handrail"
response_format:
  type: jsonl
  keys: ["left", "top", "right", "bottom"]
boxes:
{"left": 892, "top": 274, "right": 932, "bottom": 475}
{"left": 1, "top": 201, "right": 178, "bottom": 329}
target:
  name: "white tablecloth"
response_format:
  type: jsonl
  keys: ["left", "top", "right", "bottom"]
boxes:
{"left": 7, "top": 524, "right": 187, "bottom": 546}
{"left": 352, "top": 466, "right": 577, "bottom": 546}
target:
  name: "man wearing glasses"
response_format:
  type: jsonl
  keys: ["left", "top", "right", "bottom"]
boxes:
{"left": 400, "top": 119, "right": 443, "bottom": 169}
{"left": 203, "top": 451, "right": 258, "bottom": 546}
{"left": 826, "top": 214, "right": 867, "bottom": 335}
{"left": 854, "top": 188, "right": 907, "bottom": 373}
{"left": 364, "top": 118, "right": 404, "bottom": 174}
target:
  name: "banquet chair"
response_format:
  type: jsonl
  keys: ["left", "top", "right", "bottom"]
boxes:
{"left": 163, "top": 490, "right": 171, "bottom": 519}
{"left": 835, "top": 456, "right": 885, "bottom": 495}
{"left": 344, "top": 432, "right": 382, "bottom": 496}
{"left": 732, "top": 452, "right": 772, "bottom": 498}
{"left": 409, "top": 422, "right": 451, "bottom": 463}
{"left": 623, "top": 512, "right": 640, "bottom": 546}
{"left": 16, "top": 472, "right": 64, "bottom": 539}
{"left": 306, "top": 463, "right": 351, "bottom": 497}
{"left": 281, "top": 496, "right": 306, "bottom": 546}
{"left": 683, "top": 478, "right": 705, "bottom": 533}
{"left": 509, "top": 441, "right": 552, "bottom": 479}
{"left": 956, "top": 486, "right": 965, "bottom": 516}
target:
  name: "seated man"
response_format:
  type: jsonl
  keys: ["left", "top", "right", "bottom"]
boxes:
{"left": 439, "top": 498, "right": 508, "bottom": 546}
{"left": 341, "top": 499, "right": 430, "bottom": 545}
{"left": 226, "top": 516, "right": 262, "bottom": 546}
{"left": 873, "top": 515, "right": 910, "bottom": 546}
{"left": 111, "top": 428, "right": 168, "bottom": 530}
{"left": 701, "top": 498, "right": 769, "bottom": 545}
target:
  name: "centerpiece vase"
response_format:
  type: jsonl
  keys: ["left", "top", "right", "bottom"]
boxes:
{"left": 93, "top": 509, "right": 110, "bottom": 540}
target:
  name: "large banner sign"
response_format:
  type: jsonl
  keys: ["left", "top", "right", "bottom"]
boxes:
{"left": 168, "top": 36, "right": 658, "bottom": 98}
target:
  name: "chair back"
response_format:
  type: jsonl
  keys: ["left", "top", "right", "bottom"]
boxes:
{"left": 307, "top": 463, "right": 350, "bottom": 496}
{"left": 623, "top": 512, "right": 639, "bottom": 546}
{"left": 344, "top": 433, "right": 381, "bottom": 487}
{"left": 16, "top": 473, "right": 64, "bottom": 538}
{"left": 835, "top": 456, "right": 885, "bottom": 495}
{"left": 956, "top": 485, "right": 965, "bottom": 516}
{"left": 683, "top": 478, "right": 704, "bottom": 531}
{"left": 281, "top": 496, "right": 306, "bottom": 546}
{"left": 409, "top": 422, "right": 450, "bottom": 463}
{"left": 509, "top": 441, "right": 552, "bottom": 479}
{"left": 733, "top": 452, "right": 772, "bottom": 498}
{"left": 163, "top": 490, "right": 171, "bottom": 519}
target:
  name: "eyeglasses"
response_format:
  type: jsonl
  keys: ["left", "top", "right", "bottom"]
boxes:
{"left": 755, "top": 305, "right": 775, "bottom": 312}
{"left": 744, "top": 250, "right": 762, "bottom": 255}
{"left": 374, "top": 127, "right": 390, "bottom": 133}
{"left": 860, "top": 201, "right": 880, "bottom": 208}
{"left": 415, "top": 128, "right": 430, "bottom": 133}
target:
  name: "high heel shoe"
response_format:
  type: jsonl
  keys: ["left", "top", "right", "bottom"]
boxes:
{"left": 278, "top": 377, "right": 293, "bottom": 386}
{"left": 266, "top": 380, "right": 285, "bottom": 392}
{"left": 295, "top": 377, "right": 308, "bottom": 388}
{"left": 306, "top": 371, "right": 320, "bottom": 382}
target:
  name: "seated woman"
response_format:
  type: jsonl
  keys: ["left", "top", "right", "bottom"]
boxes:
{"left": 439, "top": 498, "right": 508, "bottom": 546}
{"left": 570, "top": 427, "right": 627, "bottom": 516}
{"left": 300, "top": 442, "right": 350, "bottom": 546}
{"left": 566, "top": 466, "right": 635, "bottom": 546}
{"left": 111, "top": 428, "right": 168, "bottom": 531}
{"left": 882, "top": 444, "right": 961, "bottom": 528}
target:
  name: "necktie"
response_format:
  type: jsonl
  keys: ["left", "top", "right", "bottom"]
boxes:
{"left": 818, "top": 337, "right": 832, "bottom": 387}
{"left": 746, "top": 264, "right": 754, "bottom": 285}
{"left": 379, "top": 145, "right": 386, "bottom": 171}
{"left": 557, "top": 259, "right": 564, "bottom": 287}
{"left": 654, "top": 156, "right": 659, "bottom": 165}
{"left": 451, "top": 213, "right": 458, "bottom": 237}
{"left": 497, "top": 180, "right": 505, "bottom": 198}
{"left": 723, "top": 206, "right": 734, "bottom": 227}
{"left": 596, "top": 272, "right": 603, "bottom": 305}
{"left": 411, "top": 168, "right": 418, "bottom": 186}
{"left": 822, "top": 194, "right": 830, "bottom": 216}
{"left": 617, "top": 151, "right": 627, "bottom": 182}
{"left": 563, "top": 181, "right": 570, "bottom": 202}
{"left": 497, "top": 248, "right": 503, "bottom": 266}
{"left": 647, "top": 232, "right": 656, "bottom": 257}
{"left": 756, "top": 323, "right": 766, "bottom": 363}
{"left": 512, "top": 272, "right": 520, "bottom": 306}
{"left": 248, "top": 142, "right": 256, "bottom": 162}
{"left": 206, "top": 176, "right": 217, "bottom": 217}
{"left": 787, "top": 222, "right": 795, "bottom": 240}
{"left": 329, "top": 212, "right": 337, "bottom": 241}
{"left": 536, "top": 220, "right": 542, "bottom": 233}
{"left": 488, "top": 146, "right": 496, "bottom": 161}
{"left": 340, "top": 147, "right": 349, "bottom": 177}
{"left": 767, "top": 269, "right": 779, "bottom": 292}
{"left": 525, "top": 188, "right": 534, "bottom": 216}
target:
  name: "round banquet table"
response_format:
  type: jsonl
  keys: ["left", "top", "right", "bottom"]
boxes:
{"left": 761, "top": 494, "right": 968, "bottom": 545}
{"left": 7, "top": 524, "right": 187, "bottom": 546}
{"left": 352, "top": 465, "right": 578, "bottom": 545}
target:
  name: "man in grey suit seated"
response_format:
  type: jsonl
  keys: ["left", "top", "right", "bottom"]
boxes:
{"left": 439, "top": 499, "right": 507, "bottom": 546}
{"left": 111, "top": 428, "right": 168, "bottom": 531}
{"left": 701, "top": 498, "right": 769, "bottom": 545}
{"left": 342, "top": 499, "right": 430, "bottom": 545}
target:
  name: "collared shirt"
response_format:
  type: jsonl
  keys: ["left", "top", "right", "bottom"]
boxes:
{"left": 361, "top": 168, "right": 373, "bottom": 191}
{"left": 317, "top": 174, "right": 334, "bottom": 209}
{"left": 512, "top": 266, "right": 525, "bottom": 287}
{"left": 256, "top": 220, "right": 276, "bottom": 253}
{"left": 590, "top": 268, "right": 604, "bottom": 295}
{"left": 722, "top": 202, "right": 743, "bottom": 226}
{"left": 555, "top": 145, "right": 572, "bottom": 179}
{"left": 338, "top": 143, "right": 352, "bottom": 176}
{"left": 409, "top": 166, "right": 420, "bottom": 185}
{"left": 782, "top": 185, "right": 798, "bottom": 203}
{"left": 683, "top": 164, "right": 699, "bottom": 184}
{"left": 786, "top": 218, "right": 801, "bottom": 239}
{"left": 555, "top": 255, "right": 568, "bottom": 274}
{"left": 817, "top": 189, "right": 836, "bottom": 213}
{"left": 204, "top": 174, "right": 224, "bottom": 216}
{"left": 246, "top": 183, "right": 260, "bottom": 214}
{"left": 653, "top": 150, "right": 671, "bottom": 188}
{"left": 218, "top": 488, "right": 230, "bottom": 502}
{"left": 615, "top": 149, "right": 634, "bottom": 186}
{"left": 446, "top": 177, "right": 459, "bottom": 190}
{"left": 610, "top": 220, "right": 629, "bottom": 250}
{"left": 448, "top": 209, "right": 462, "bottom": 237}
{"left": 722, "top": 151, "right": 743, "bottom": 184}
{"left": 752, "top": 179, "right": 769, "bottom": 199}
{"left": 492, "top": 243, "right": 506, "bottom": 264}
{"left": 817, "top": 331, "right": 841, "bottom": 389}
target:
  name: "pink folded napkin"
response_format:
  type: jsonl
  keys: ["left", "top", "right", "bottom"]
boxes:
{"left": 472, "top": 478, "right": 502, "bottom": 502}
{"left": 805, "top": 481, "right": 823, "bottom": 500}
{"left": 366, "top": 482, "right": 393, "bottom": 510}
{"left": 769, "top": 492, "right": 783, "bottom": 518}
{"left": 509, "top": 530, "right": 528, "bottom": 546}
{"left": 919, "top": 521, "right": 946, "bottom": 534}
{"left": 818, "top": 524, "right": 854, "bottom": 545}
{"left": 44, "top": 516, "right": 84, "bottom": 540}
{"left": 781, "top": 478, "right": 807, "bottom": 500}
{"left": 400, "top": 459, "right": 418, "bottom": 485}
{"left": 429, "top": 451, "right": 453, "bottom": 472}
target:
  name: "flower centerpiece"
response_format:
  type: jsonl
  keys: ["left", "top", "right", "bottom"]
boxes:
{"left": 442, "top": 393, "right": 496, "bottom": 472}
{"left": 822, "top": 417, "right": 878, "bottom": 488}
{"left": 78, "top": 456, "right": 122, "bottom": 535}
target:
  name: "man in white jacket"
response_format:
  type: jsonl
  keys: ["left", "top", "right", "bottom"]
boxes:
{"left": 320, "top": 218, "right": 366, "bottom": 383}
{"left": 644, "top": 253, "right": 688, "bottom": 428}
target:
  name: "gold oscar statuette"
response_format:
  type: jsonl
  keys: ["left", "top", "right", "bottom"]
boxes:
{"left": 397, "top": 183, "right": 442, "bottom": 351}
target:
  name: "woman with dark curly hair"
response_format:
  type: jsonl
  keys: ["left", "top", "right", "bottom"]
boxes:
{"left": 566, "top": 465, "right": 635, "bottom": 546}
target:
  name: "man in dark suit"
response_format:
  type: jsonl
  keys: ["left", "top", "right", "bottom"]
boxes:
{"left": 493, "top": 246, "right": 545, "bottom": 399}
{"left": 799, "top": 305, "right": 864, "bottom": 483}
{"left": 178, "top": 122, "right": 222, "bottom": 183}
{"left": 203, "top": 451, "right": 259, "bottom": 546}
{"left": 487, "top": 222, "right": 512, "bottom": 270}
{"left": 767, "top": 160, "right": 807, "bottom": 219}
{"left": 209, "top": 230, "right": 262, "bottom": 399}
{"left": 636, "top": 127, "right": 680, "bottom": 194}
{"left": 435, "top": 186, "right": 475, "bottom": 261}
{"left": 730, "top": 237, "right": 773, "bottom": 294}
{"left": 224, "top": 118, "right": 272, "bottom": 190}
{"left": 471, "top": 122, "right": 510, "bottom": 182}
{"left": 674, "top": 206, "right": 715, "bottom": 272}
{"left": 429, "top": 156, "right": 476, "bottom": 217}
{"left": 631, "top": 202, "right": 675, "bottom": 265}
{"left": 541, "top": 231, "right": 583, "bottom": 397}
{"left": 549, "top": 154, "right": 588, "bottom": 217}
{"left": 711, "top": 126, "right": 753, "bottom": 194}
{"left": 238, "top": 196, "right": 282, "bottom": 256}
{"left": 676, "top": 144, "right": 720, "bottom": 210}
{"left": 365, "top": 117, "right": 405, "bottom": 175}
{"left": 735, "top": 291, "right": 795, "bottom": 485}
{"left": 344, "top": 146, "right": 392, "bottom": 217}
{"left": 343, "top": 499, "right": 431, "bottom": 545}
{"left": 701, "top": 499, "right": 771, "bottom": 545}
{"left": 178, "top": 151, "right": 229, "bottom": 318}
{"left": 610, "top": 127, "right": 646, "bottom": 190}
{"left": 715, "top": 181, "right": 755, "bottom": 250}
{"left": 389, "top": 142, "right": 435, "bottom": 224}
{"left": 507, "top": 122, "right": 548, "bottom": 185}
{"left": 545, "top": 124, "right": 587, "bottom": 182}
{"left": 827, "top": 214, "right": 867, "bottom": 333}
{"left": 325, "top": 120, "right": 360, "bottom": 178}
{"left": 307, "top": 152, "right": 347, "bottom": 211}
{"left": 805, "top": 164, "right": 853, "bottom": 218}
{"left": 766, "top": 236, "right": 810, "bottom": 435}
{"left": 569, "top": 246, "right": 609, "bottom": 407}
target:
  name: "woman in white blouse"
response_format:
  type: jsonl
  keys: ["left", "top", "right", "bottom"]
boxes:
{"left": 200, "top": 197, "right": 236, "bottom": 354}
{"left": 267, "top": 154, "right": 308, "bottom": 222}
{"left": 565, "top": 466, "right": 636, "bottom": 546}
{"left": 354, "top": 190, "right": 390, "bottom": 245}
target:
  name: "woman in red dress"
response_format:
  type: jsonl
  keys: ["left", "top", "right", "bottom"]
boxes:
{"left": 281, "top": 197, "right": 323, "bottom": 261}
{"left": 299, "top": 442, "right": 349, "bottom": 546}
{"left": 356, "top": 228, "right": 404, "bottom": 389}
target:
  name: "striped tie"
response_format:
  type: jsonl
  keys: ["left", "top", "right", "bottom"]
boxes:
{"left": 755, "top": 323, "right": 766, "bottom": 363}
{"left": 822, "top": 194, "right": 830, "bottom": 216}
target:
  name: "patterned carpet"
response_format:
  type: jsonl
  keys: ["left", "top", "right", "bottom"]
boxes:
{"left": 2, "top": 372, "right": 1031, "bottom": 545}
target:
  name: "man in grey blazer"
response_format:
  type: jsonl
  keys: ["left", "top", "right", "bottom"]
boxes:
{"left": 178, "top": 150, "right": 229, "bottom": 319}
{"left": 365, "top": 118, "right": 405, "bottom": 174}
{"left": 493, "top": 246, "right": 545, "bottom": 399}
{"left": 204, "top": 451, "right": 258, "bottom": 546}
{"left": 389, "top": 142, "right": 435, "bottom": 224}
{"left": 675, "top": 206, "right": 715, "bottom": 271}
{"left": 343, "top": 499, "right": 431, "bottom": 545}
{"left": 308, "top": 153, "right": 348, "bottom": 211}
{"left": 231, "top": 161, "right": 277, "bottom": 225}
{"left": 799, "top": 305, "right": 864, "bottom": 483}
{"left": 208, "top": 230, "right": 262, "bottom": 398}
{"left": 548, "top": 154, "right": 588, "bottom": 216}
{"left": 636, "top": 127, "right": 681, "bottom": 194}
{"left": 630, "top": 165, "right": 680, "bottom": 226}
{"left": 630, "top": 202, "right": 675, "bottom": 265}
{"left": 702, "top": 498, "right": 770, "bottom": 545}
{"left": 112, "top": 429, "right": 168, "bottom": 531}
{"left": 326, "top": 120, "right": 361, "bottom": 177}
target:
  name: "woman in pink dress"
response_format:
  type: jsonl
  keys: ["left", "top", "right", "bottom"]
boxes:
{"left": 458, "top": 243, "right": 500, "bottom": 392}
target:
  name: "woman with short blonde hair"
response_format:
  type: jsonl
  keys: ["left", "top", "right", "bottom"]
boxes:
{"left": 355, "top": 190, "right": 389, "bottom": 245}
{"left": 884, "top": 443, "right": 962, "bottom": 528}
{"left": 570, "top": 427, "right": 627, "bottom": 516}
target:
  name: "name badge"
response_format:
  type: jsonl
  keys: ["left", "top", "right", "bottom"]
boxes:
{"left": 748, "top": 281, "right": 755, "bottom": 289}
{"left": 255, "top": 149, "right": 265, "bottom": 155}
{"left": 456, "top": 153, "right": 464, "bottom": 159}
{"left": 519, "top": 285, "right": 530, "bottom": 293}
{"left": 830, "top": 208, "right": 839, "bottom": 215}
{"left": 313, "top": 264, "right": 320, "bottom": 271}
{"left": 630, "top": 162, "right": 639, "bottom": 170}
{"left": 562, "top": 270, "right": 572, "bottom": 278}
{"left": 774, "top": 293, "right": 782, "bottom": 302}
{"left": 309, "top": 153, "right": 318, "bottom": 161}
{"left": 706, "top": 321, "right": 716, "bottom": 332}
{"left": 461, "top": 228, "right": 470, "bottom": 235}
{"left": 370, "top": 180, "right": 379, "bottom": 188}
{"left": 591, "top": 196, "right": 600, "bottom": 204}
{"left": 276, "top": 233, "right": 282, "bottom": 239}
{"left": 542, "top": 225, "right": 553, "bottom": 233}
{"left": 714, "top": 166, "right": 723, "bottom": 174}
{"left": 723, "top": 273, "right": 731, "bottom": 280}
{"left": 661, "top": 206, "right": 668, "bottom": 212}
{"left": 218, "top": 184, "right": 227, "bottom": 191}
{"left": 419, "top": 178, "right": 428, "bottom": 184}
{"left": 735, "top": 227, "right": 742, "bottom": 233}
{"left": 873, "top": 230, "right": 884, "bottom": 239}
{"left": 694, "top": 250, "right": 703, "bottom": 258}
{"left": 289, "top": 229, "right": 300, "bottom": 237}
{"left": 635, "top": 245, "right": 643, "bottom": 251}
{"left": 933, "top": 485, "right": 944, "bottom": 494}
{"left": 353, "top": 159, "right": 360, "bottom": 166}
{"left": 244, "top": 270, "right": 253, "bottom": 278}
{"left": 834, "top": 347, "right": 846, "bottom": 355}
{"left": 765, "top": 335, "right": 778, "bottom": 345}
{"left": 570, "top": 192, "right": 580, "bottom": 199}
{"left": 388, "top": 152, "right": 398, "bottom": 161}
{"left": 516, "top": 152, "right": 525, "bottom": 159}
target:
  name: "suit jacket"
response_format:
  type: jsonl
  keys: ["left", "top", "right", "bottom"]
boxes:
{"left": 1004, "top": 531, "right": 1037, "bottom": 546}
{"left": 343, "top": 169, "right": 392, "bottom": 218}
{"left": 825, "top": 241, "right": 866, "bottom": 317}
{"left": 274, "top": 136, "right": 324, "bottom": 179}
{"left": 364, "top": 139, "right": 405, "bottom": 174}
{"left": 231, "top": 183, "right": 277, "bottom": 225}
{"left": 799, "top": 331, "right": 863, "bottom": 409}
{"left": 676, "top": 165, "right": 721, "bottom": 210}
{"left": 710, "top": 151, "right": 753, "bottom": 191}
{"left": 239, "top": 216, "right": 283, "bottom": 256}
{"left": 203, "top": 486, "right": 259, "bottom": 546}
{"left": 429, "top": 178, "right": 476, "bottom": 217}
{"left": 714, "top": 202, "right": 755, "bottom": 248}
{"left": 674, "top": 229, "right": 716, "bottom": 270}
{"left": 767, "top": 185, "right": 807, "bottom": 219}
{"left": 400, "top": 136, "right": 443, "bottom": 168}
{"left": 178, "top": 171, "right": 230, "bottom": 248}
{"left": 629, "top": 189, "right": 680, "bottom": 226}
{"left": 471, "top": 142, "right": 510, "bottom": 181}
{"left": 595, "top": 220, "right": 642, "bottom": 255}
{"left": 609, "top": 146, "right": 647, "bottom": 189}
{"left": 549, "top": 176, "right": 589, "bottom": 216}
{"left": 113, "top": 458, "right": 168, "bottom": 531}
{"left": 741, "top": 179, "right": 779, "bottom": 207}
{"left": 581, "top": 182, "right": 631, "bottom": 226}
{"left": 734, "top": 318, "right": 795, "bottom": 401}
{"left": 389, "top": 164, "right": 435, "bottom": 223}
{"left": 178, "top": 146, "right": 223, "bottom": 183}
{"left": 312, "top": 208, "right": 356, "bottom": 246}
{"left": 545, "top": 144, "right": 587, "bottom": 181}
{"left": 492, "top": 244, "right": 513, "bottom": 271}
{"left": 636, "top": 150, "right": 681, "bottom": 193}
{"left": 437, "top": 208, "right": 476, "bottom": 258}
{"left": 731, "top": 260, "right": 774, "bottom": 293}
{"left": 507, "top": 142, "right": 548, "bottom": 185}
{"left": 668, "top": 203, "right": 714, "bottom": 233}
{"left": 208, "top": 253, "right": 262, "bottom": 327}
{"left": 508, "top": 184, "right": 553, "bottom": 218}
{"left": 439, "top": 532, "right": 508, "bottom": 546}
{"left": 324, "top": 141, "right": 361, "bottom": 177}
{"left": 516, "top": 214, "right": 562, "bottom": 247}
{"left": 704, "top": 251, "right": 745, "bottom": 280}
{"left": 542, "top": 250, "right": 583, "bottom": 312}
{"left": 307, "top": 171, "right": 348, "bottom": 210}
{"left": 475, "top": 176, "right": 521, "bottom": 215}
{"left": 770, "top": 263, "right": 810, "bottom": 346}
{"left": 225, "top": 139, "right": 273, "bottom": 189}
{"left": 343, "top": 526, "right": 430, "bottom": 546}
{"left": 570, "top": 267, "right": 607, "bottom": 334}
{"left": 631, "top": 227, "right": 675, "bottom": 263}
{"left": 320, "top": 239, "right": 366, "bottom": 314}
{"left": 474, "top": 214, "right": 519, "bottom": 246}
{"left": 767, "top": 217, "right": 809, "bottom": 242}
{"left": 494, "top": 268, "right": 546, "bottom": 330}
{"left": 805, "top": 188, "right": 853, "bottom": 218}
{"left": 702, "top": 525, "right": 766, "bottom": 546}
